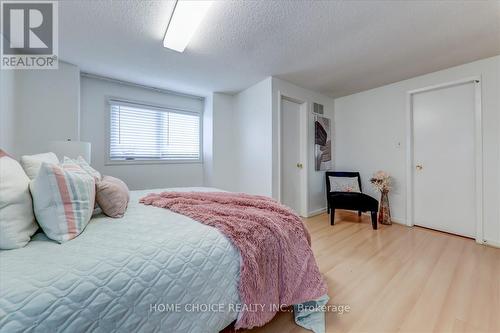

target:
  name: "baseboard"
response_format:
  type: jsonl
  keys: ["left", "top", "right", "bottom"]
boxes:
{"left": 359, "top": 212, "right": 407, "bottom": 226}
{"left": 347, "top": 212, "right": 500, "bottom": 249}
{"left": 307, "top": 207, "right": 327, "bottom": 217}
{"left": 390, "top": 217, "right": 408, "bottom": 226}
{"left": 481, "top": 239, "right": 500, "bottom": 249}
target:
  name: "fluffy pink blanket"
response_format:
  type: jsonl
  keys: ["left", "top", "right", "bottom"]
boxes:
{"left": 139, "top": 191, "right": 327, "bottom": 330}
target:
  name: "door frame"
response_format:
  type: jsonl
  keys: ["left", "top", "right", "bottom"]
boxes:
{"left": 405, "top": 76, "right": 484, "bottom": 243}
{"left": 277, "top": 92, "right": 309, "bottom": 217}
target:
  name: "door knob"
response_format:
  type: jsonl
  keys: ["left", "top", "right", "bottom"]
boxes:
{"left": 296, "top": 163, "right": 303, "bottom": 169}
{"left": 416, "top": 164, "right": 423, "bottom": 171}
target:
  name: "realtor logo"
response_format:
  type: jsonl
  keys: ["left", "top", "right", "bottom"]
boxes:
{"left": 1, "top": 1, "right": 58, "bottom": 69}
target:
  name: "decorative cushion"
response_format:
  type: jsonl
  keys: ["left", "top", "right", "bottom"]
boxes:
{"left": 96, "top": 176, "right": 130, "bottom": 218}
{"left": 30, "top": 161, "right": 96, "bottom": 243}
{"left": 0, "top": 150, "right": 38, "bottom": 249}
{"left": 64, "top": 156, "right": 102, "bottom": 215}
{"left": 329, "top": 176, "right": 361, "bottom": 193}
{"left": 20, "top": 152, "right": 59, "bottom": 179}
{"left": 70, "top": 156, "right": 101, "bottom": 181}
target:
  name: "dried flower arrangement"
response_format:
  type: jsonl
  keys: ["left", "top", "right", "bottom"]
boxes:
{"left": 370, "top": 170, "right": 391, "bottom": 193}
{"left": 370, "top": 171, "right": 392, "bottom": 225}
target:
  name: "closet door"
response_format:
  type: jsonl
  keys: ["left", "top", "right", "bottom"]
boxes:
{"left": 412, "top": 82, "right": 476, "bottom": 238}
{"left": 281, "top": 98, "right": 302, "bottom": 213}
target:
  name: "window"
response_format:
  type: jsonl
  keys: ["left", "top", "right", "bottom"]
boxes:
{"left": 108, "top": 100, "right": 201, "bottom": 162}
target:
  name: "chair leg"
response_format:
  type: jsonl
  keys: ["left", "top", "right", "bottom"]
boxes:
{"left": 370, "top": 211, "right": 377, "bottom": 230}
{"left": 330, "top": 209, "right": 335, "bottom": 226}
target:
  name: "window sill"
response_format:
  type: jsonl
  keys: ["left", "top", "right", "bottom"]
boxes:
{"left": 105, "top": 159, "right": 203, "bottom": 166}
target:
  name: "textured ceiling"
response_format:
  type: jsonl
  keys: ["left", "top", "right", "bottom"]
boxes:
{"left": 59, "top": 0, "right": 500, "bottom": 98}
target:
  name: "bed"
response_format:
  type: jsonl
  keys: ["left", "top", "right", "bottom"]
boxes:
{"left": 0, "top": 188, "right": 240, "bottom": 333}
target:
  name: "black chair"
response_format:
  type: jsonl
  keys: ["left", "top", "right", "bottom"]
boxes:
{"left": 325, "top": 171, "right": 379, "bottom": 229}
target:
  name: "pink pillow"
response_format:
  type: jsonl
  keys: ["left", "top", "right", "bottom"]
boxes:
{"left": 96, "top": 176, "right": 130, "bottom": 218}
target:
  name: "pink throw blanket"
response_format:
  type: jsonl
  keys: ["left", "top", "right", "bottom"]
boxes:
{"left": 140, "top": 191, "right": 327, "bottom": 330}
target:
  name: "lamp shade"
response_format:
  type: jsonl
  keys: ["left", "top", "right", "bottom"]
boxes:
{"left": 48, "top": 140, "right": 91, "bottom": 163}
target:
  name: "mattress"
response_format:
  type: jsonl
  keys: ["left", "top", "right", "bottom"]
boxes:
{"left": 0, "top": 188, "right": 240, "bottom": 333}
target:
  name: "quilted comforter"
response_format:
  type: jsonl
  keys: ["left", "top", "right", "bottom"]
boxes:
{"left": 0, "top": 188, "right": 240, "bottom": 333}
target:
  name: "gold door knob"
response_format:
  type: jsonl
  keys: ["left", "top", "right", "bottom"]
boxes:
{"left": 416, "top": 165, "right": 423, "bottom": 171}
{"left": 296, "top": 163, "right": 303, "bottom": 169}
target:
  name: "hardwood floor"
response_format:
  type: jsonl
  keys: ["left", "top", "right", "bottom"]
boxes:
{"left": 245, "top": 210, "right": 500, "bottom": 333}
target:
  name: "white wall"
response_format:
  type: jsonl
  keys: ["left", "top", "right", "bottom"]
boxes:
{"left": 217, "top": 77, "right": 335, "bottom": 215}
{"left": 0, "top": 70, "right": 16, "bottom": 153}
{"left": 271, "top": 78, "right": 335, "bottom": 216}
{"left": 8, "top": 61, "right": 80, "bottom": 157}
{"left": 233, "top": 78, "right": 273, "bottom": 196}
{"left": 203, "top": 93, "right": 214, "bottom": 187}
{"left": 334, "top": 55, "right": 500, "bottom": 246}
{"left": 210, "top": 93, "right": 236, "bottom": 191}
{"left": 203, "top": 92, "right": 237, "bottom": 191}
{"left": 80, "top": 76, "right": 205, "bottom": 190}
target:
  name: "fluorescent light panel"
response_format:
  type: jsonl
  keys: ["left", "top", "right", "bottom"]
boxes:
{"left": 163, "top": 0, "right": 213, "bottom": 52}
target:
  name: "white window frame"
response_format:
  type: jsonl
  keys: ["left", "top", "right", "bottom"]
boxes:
{"left": 105, "top": 97, "right": 203, "bottom": 165}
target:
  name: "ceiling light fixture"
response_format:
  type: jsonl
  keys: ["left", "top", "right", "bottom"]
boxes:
{"left": 163, "top": 0, "right": 214, "bottom": 52}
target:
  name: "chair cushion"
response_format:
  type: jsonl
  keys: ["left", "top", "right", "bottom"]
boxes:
{"left": 329, "top": 176, "right": 360, "bottom": 193}
{"left": 329, "top": 192, "right": 378, "bottom": 211}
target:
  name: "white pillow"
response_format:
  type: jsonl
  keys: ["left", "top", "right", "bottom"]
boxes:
{"left": 329, "top": 176, "right": 361, "bottom": 193}
{"left": 64, "top": 156, "right": 101, "bottom": 181}
{"left": 20, "top": 152, "right": 59, "bottom": 179}
{"left": 30, "top": 161, "right": 95, "bottom": 243}
{"left": 0, "top": 150, "right": 38, "bottom": 249}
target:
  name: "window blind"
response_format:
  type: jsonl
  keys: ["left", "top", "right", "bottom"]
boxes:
{"left": 109, "top": 100, "right": 201, "bottom": 161}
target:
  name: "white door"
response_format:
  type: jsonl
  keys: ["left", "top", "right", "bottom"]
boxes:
{"left": 281, "top": 98, "right": 302, "bottom": 213}
{"left": 412, "top": 82, "right": 476, "bottom": 238}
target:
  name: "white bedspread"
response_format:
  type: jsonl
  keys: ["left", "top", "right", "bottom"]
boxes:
{"left": 0, "top": 188, "right": 240, "bottom": 333}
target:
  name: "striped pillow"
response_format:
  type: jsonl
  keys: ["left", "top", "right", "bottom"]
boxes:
{"left": 30, "top": 161, "right": 96, "bottom": 243}
{"left": 64, "top": 156, "right": 102, "bottom": 215}
{"left": 64, "top": 156, "right": 101, "bottom": 181}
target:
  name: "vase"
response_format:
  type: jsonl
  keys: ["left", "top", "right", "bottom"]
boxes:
{"left": 378, "top": 190, "right": 391, "bottom": 225}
